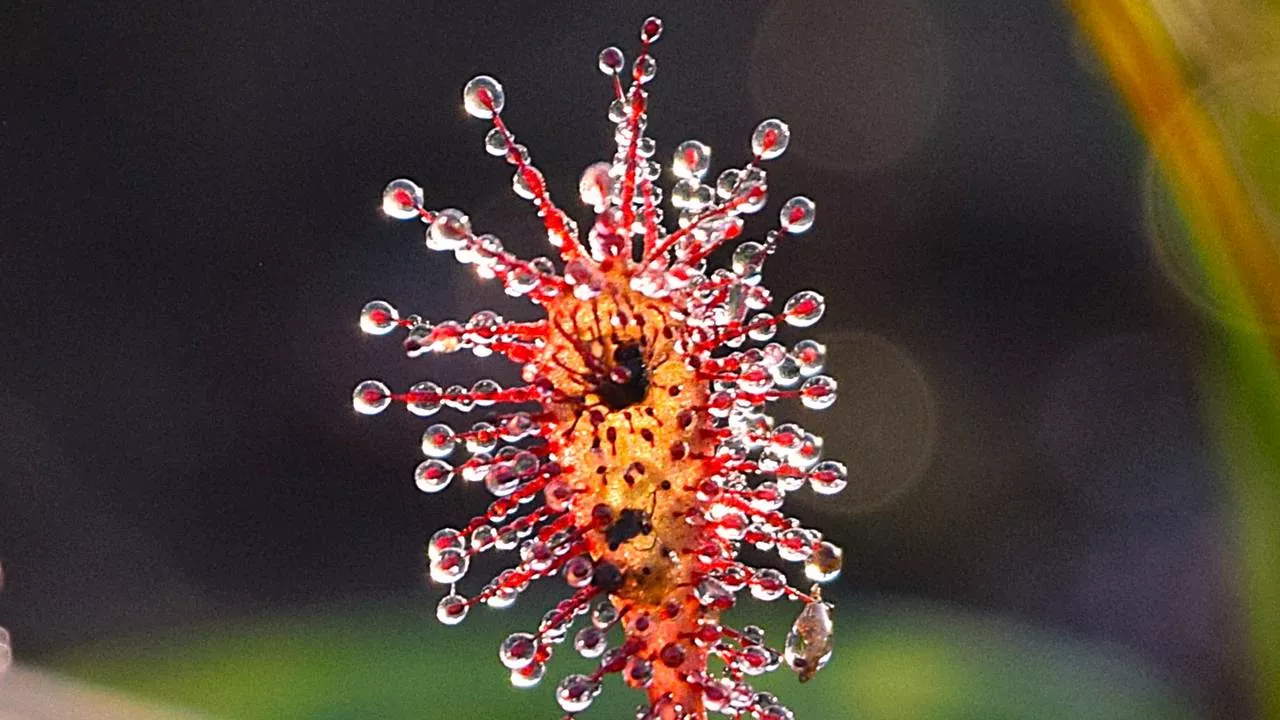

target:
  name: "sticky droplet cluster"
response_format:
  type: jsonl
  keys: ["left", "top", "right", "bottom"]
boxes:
{"left": 357, "top": 17, "right": 843, "bottom": 719}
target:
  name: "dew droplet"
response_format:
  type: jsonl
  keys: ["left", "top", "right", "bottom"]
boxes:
{"left": 360, "top": 300, "right": 399, "bottom": 335}
{"left": 640, "top": 16, "right": 663, "bottom": 43}
{"left": 427, "top": 528, "right": 464, "bottom": 561}
{"left": 406, "top": 380, "right": 443, "bottom": 417}
{"left": 777, "top": 528, "right": 816, "bottom": 562}
{"left": 429, "top": 547, "right": 470, "bottom": 584}
{"left": 436, "top": 593, "right": 469, "bottom": 625}
{"left": 381, "top": 178, "right": 423, "bottom": 219}
{"left": 463, "top": 75, "right": 505, "bottom": 119}
{"left": 759, "top": 703, "right": 795, "bottom": 720}
{"left": 633, "top": 55, "right": 657, "bottom": 84}
{"left": 427, "top": 208, "right": 472, "bottom": 251}
{"left": 748, "top": 567, "right": 787, "bottom": 601}
{"left": 592, "top": 601, "right": 619, "bottom": 629}
{"left": 779, "top": 196, "right": 816, "bottom": 234}
{"left": 500, "top": 632, "right": 538, "bottom": 670}
{"left": 792, "top": 339, "right": 827, "bottom": 376}
{"left": 484, "top": 127, "right": 509, "bottom": 157}
{"left": 626, "top": 657, "right": 655, "bottom": 687}
{"left": 807, "top": 459, "right": 847, "bottom": 495}
{"left": 471, "top": 378, "right": 502, "bottom": 406}
{"left": 804, "top": 541, "right": 843, "bottom": 583}
{"left": 579, "top": 162, "right": 614, "bottom": 210}
{"left": 732, "top": 241, "right": 766, "bottom": 279}
{"left": 414, "top": 459, "right": 454, "bottom": 493}
{"left": 556, "top": 673, "right": 602, "bottom": 713}
{"left": 672, "top": 140, "right": 711, "bottom": 180}
{"left": 784, "top": 290, "right": 825, "bottom": 328}
{"left": 421, "top": 423, "right": 457, "bottom": 458}
{"left": 800, "top": 375, "right": 837, "bottom": 410}
{"left": 562, "top": 556, "right": 595, "bottom": 588}
{"left": 574, "top": 626, "right": 607, "bottom": 658}
{"left": 752, "top": 119, "right": 791, "bottom": 160}
{"left": 352, "top": 380, "right": 391, "bottom": 415}
{"left": 599, "top": 46, "right": 625, "bottom": 75}
{"left": 510, "top": 660, "right": 546, "bottom": 688}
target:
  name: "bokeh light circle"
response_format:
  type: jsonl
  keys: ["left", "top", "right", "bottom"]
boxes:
{"left": 793, "top": 330, "right": 936, "bottom": 514}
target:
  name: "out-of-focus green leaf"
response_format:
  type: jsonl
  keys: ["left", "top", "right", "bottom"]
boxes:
{"left": 47, "top": 598, "right": 1192, "bottom": 720}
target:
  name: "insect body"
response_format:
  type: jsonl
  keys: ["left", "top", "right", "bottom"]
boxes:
{"left": 606, "top": 507, "right": 653, "bottom": 550}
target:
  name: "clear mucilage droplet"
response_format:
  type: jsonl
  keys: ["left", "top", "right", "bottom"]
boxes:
{"left": 414, "top": 459, "right": 454, "bottom": 493}
{"left": 500, "top": 632, "right": 538, "bottom": 670}
{"left": 804, "top": 541, "right": 844, "bottom": 583}
{"left": 672, "top": 140, "right": 711, "bottom": 180}
{"left": 800, "top": 375, "right": 838, "bottom": 410}
{"left": 511, "top": 661, "right": 546, "bottom": 688}
{"left": 556, "top": 674, "right": 602, "bottom": 713}
{"left": 752, "top": 118, "right": 791, "bottom": 160}
{"left": 360, "top": 300, "right": 399, "bottom": 335}
{"left": 784, "top": 588, "right": 834, "bottom": 682}
{"left": 436, "top": 593, "right": 469, "bottom": 625}
{"left": 352, "top": 379, "right": 390, "bottom": 415}
{"left": 421, "top": 423, "right": 457, "bottom": 458}
{"left": 598, "top": 46, "right": 625, "bottom": 75}
{"left": 779, "top": 196, "right": 816, "bottom": 234}
{"left": 578, "top": 162, "right": 614, "bottom": 211}
{"left": 427, "top": 208, "right": 472, "bottom": 251}
{"left": 784, "top": 290, "right": 825, "bottom": 327}
{"left": 463, "top": 75, "right": 505, "bottom": 119}
{"left": 381, "top": 178, "right": 423, "bottom": 219}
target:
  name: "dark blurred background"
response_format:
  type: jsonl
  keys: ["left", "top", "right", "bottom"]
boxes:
{"left": 0, "top": 0, "right": 1266, "bottom": 718}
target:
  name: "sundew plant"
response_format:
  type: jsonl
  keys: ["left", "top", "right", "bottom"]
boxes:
{"left": 355, "top": 17, "right": 845, "bottom": 720}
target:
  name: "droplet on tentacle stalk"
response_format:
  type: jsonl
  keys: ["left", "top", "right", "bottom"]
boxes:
{"left": 356, "top": 15, "right": 854, "bottom": 719}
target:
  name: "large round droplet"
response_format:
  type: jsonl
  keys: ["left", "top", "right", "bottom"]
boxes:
{"left": 421, "top": 423, "right": 457, "bottom": 458}
{"left": 779, "top": 196, "right": 816, "bottom": 233}
{"left": 598, "top": 46, "right": 625, "bottom": 75}
{"left": 484, "top": 127, "right": 509, "bottom": 157}
{"left": 429, "top": 547, "right": 470, "bottom": 584}
{"left": 752, "top": 118, "right": 791, "bottom": 160}
{"left": 436, "top": 593, "right": 469, "bottom": 625}
{"left": 463, "top": 75, "right": 505, "bottom": 119}
{"left": 381, "top": 178, "right": 423, "bottom": 220}
{"left": 556, "top": 673, "right": 602, "bottom": 713}
{"left": 673, "top": 140, "right": 711, "bottom": 180}
{"left": 499, "top": 632, "right": 538, "bottom": 670}
{"left": 352, "top": 380, "right": 391, "bottom": 415}
{"left": 777, "top": 528, "right": 816, "bottom": 562}
{"left": 359, "top": 300, "right": 399, "bottom": 335}
{"left": 427, "top": 528, "right": 464, "bottom": 561}
{"left": 749, "top": 567, "right": 787, "bottom": 601}
{"left": 471, "top": 378, "right": 502, "bottom": 406}
{"left": 414, "top": 459, "right": 454, "bottom": 493}
{"left": 800, "top": 375, "right": 838, "bottom": 410}
{"left": 640, "top": 16, "right": 663, "bottom": 43}
{"left": 574, "top": 626, "right": 607, "bottom": 658}
{"left": 406, "top": 381, "right": 443, "bottom": 417}
{"left": 784, "top": 290, "right": 825, "bottom": 327}
{"left": 807, "top": 459, "right": 847, "bottom": 494}
{"left": 578, "top": 161, "right": 613, "bottom": 210}
{"left": 804, "top": 540, "right": 844, "bottom": 582}
{"left": 427, "top": 208, "right": 472, "bottom": 251}
{"left": 792, "top": 339, "right": 827, "bottom": 376}
{"left": 510, "top": 661, "right": 546, "bottom": 688}
{"left": 633, "top": 55, "right": 656, "bottom": 84}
